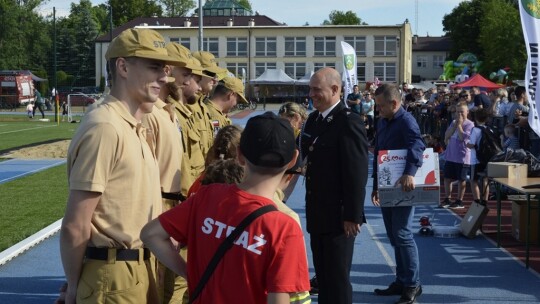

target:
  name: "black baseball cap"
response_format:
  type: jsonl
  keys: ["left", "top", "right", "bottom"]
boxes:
{"left": 240, "top": 112, "right": 296, "bottom": 168}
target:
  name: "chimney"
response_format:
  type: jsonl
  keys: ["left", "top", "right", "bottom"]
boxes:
{"left": 227, "top": 18, "right": 234, "bottom": 27}
{"left": 184, "top": 19, "right": 191, "bottom": 27}
{"left": 413, "top": 35, "right": 418, "bottom": 44}
{"left": 248, "top": 18, "right": 255, "bottom": 27}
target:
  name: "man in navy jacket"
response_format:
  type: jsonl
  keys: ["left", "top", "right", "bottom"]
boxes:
{"left": 372, "top": 83, "right": 425, "bottom": 304}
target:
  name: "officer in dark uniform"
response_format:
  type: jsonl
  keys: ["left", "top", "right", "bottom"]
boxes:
{"left": 300, "top": 67, "right": 369, "bottom": 304}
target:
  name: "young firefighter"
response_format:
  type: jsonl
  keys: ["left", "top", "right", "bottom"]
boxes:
{"left": 141, "top": 112, "right": 310, "bottom": 304}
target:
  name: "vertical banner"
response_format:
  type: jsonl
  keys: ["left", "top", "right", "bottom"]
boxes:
{"left": 520, "top": 1, "right": 540, "bottom": 136}
{"left": 341, "top": 41, "right": 357, "bottom": 107}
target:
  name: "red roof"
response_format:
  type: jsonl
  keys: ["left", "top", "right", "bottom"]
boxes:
{"left": 451, "top": 74, "right": 503, "bottom": 91}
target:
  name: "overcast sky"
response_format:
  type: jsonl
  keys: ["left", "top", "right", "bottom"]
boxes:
{"left": 40, "top": 0, "right": 466, "bottom": 36}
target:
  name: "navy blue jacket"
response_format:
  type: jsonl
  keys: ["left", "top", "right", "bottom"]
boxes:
{"left": 373, "top": 107, "right": 425, "bottom": 190}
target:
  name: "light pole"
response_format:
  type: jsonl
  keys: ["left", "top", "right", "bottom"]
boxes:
{"left": 198, "top": 0, "right": 203, "bottom": 51}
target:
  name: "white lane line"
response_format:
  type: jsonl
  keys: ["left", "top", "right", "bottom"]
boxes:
{"left": 0, "top": 159, "right": 66, "bottom": 184}
{"left": 0, "top": 125, "right": 56, "bottom": 135}
{"left": 0, "top": 219, "right": 62, "bottom": 266}
{"left": 365, "top": 221, "right": 397, "bottom": 274}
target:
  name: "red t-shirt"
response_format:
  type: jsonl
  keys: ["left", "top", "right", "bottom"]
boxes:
{"left": 159, "top": 184, "right": 310, "bottom": 303}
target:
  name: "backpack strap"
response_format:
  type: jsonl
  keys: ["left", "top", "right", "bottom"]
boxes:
{"left": 188, "top": 204, "right": 278, "bottom": 304}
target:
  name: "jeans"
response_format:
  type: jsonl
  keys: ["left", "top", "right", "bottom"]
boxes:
{"left": 380, "top": 206, "right": 420, "bottom": 287}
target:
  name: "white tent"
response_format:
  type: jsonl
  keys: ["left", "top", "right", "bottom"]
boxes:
{"left": 296, "top": 71, "right": 314, "bottom": 85}
{"left": 250, "top": 69, "right": 296, "bottom": 85}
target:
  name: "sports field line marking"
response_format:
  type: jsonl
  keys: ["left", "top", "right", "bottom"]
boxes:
{"left": 365, "top": 221, "right": 397, "bottom": 274}
{"left": 0, "top": 159, "right": 66, "bottom": 184}
{"left": 0, "top": 125, "right": 56, "bottom": 135}
{"left": 0, "top": 219, "right": 61, "bottom": 266}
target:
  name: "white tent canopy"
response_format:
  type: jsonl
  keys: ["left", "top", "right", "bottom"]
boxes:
{"left": 296, "top": 70, "right": 314, "bottom": 85}
{"left": 250, "top": 69, "right": 296, "bottom": 85}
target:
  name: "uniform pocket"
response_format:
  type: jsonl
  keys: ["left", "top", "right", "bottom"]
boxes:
{"left": 77, "top": 279, "right": 95, "bottom": 302}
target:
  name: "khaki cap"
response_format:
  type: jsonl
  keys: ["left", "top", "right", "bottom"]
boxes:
{"left": 222, "top": 76, "right": 248, "bottom": 104}
{"left": 165, "top": 43, "right": 209, "bottom": 78}
{"left": 192, "top": 51, "right": 228, "bottom": 79}
{"left": 105, "top": 28, "right": 183, "bottom": 65}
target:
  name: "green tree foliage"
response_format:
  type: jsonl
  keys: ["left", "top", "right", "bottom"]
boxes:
{"left": 0, "top": 0, "right": 51, "bottom": 70}
{"left": 236, "top": 0, "right": 252, "bottom": 11}
{"left": 443, "top": 0, "right": 526, "bottom": 80}
{"left": 478, "top": 0, "right": 525, "bottom": 78}
{"left": 442, "top": 0, "right": 485, "bottom": 59}
{"left": 323, "top": 10, "right": 363, "bottom": 25}
{"left": 158, "top": 0, "right": 195, "bottom": 17}
{"left": 109, "top": 0, "right": 163, "bottom": 26}
{"left": 91, "top": 3, "right": 110, "bottom": 35}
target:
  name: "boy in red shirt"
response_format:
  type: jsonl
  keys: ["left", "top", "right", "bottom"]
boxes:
{"left": 141, "top": 112, "right": 310, "bottom": 304}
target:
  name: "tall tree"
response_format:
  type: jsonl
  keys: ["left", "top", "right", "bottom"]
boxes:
{"left": 442, "top": 0, "right": 485, "bottom": 60}
{"left": 70, "top": 0, "right": 100, "bottom": 86}
{"left": 158, "top": 0, "right": 195, "bottom": 17}
{"left": 323, "top": 10, "right": 364, "bottom": 25}
{"left": 109, "top": 0, "right": 163, "bottom": 26}
{"left": 0, "top": 0, "right": 50, "bottom": 70}
{"left": 478, "top": 0, "right": 525, "bottom": 78}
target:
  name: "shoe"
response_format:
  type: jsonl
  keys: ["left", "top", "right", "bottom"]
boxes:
{"left": 374, "top": 282, "right": 403, "bottom": 296}
{"left": 309, "top": 275, "right": 318, "bottom": 295}
{"left": 449, "top": 200, "right": 464, "bottom": 209}
{"left": 395, "top": 285, "right": 422, "bottom": 304}
{"left": 439, "top": 197, "right": 451, "bottom": 208}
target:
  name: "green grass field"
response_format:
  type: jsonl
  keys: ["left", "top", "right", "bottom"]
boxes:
{"left": 0, "top": 119, "right": 79, "bottom": 251}
{"left": 0, "top": 120, "right": 78, "bottom": 153}
{"left": 0, "top": 164, "right": 68, "bottom": 252}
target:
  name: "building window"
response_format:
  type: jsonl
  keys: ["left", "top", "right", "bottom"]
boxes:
{"left": 203, "top": 38, "right": 219, "bottom": 57}
{"left": 314, "top": 36, "right": 336, "bottom": 56}
{"left": 226, "top": 63, "right": 248, "bottom": 77}
{"left": 433, "top": 55, "right": 445, "bottom": 69}
{"left": 180, "top": 38, "right": 190, "bottom": 50}
{"left": 255, "top": 37, "right": 277, "bottom": 57}
{"left": 284, "top": 37, "right": 306, "bottom": 57}
{"left": 357, "top": 62, "right": 366, "bottom": 82}
{"left": 343, "top": 36, "right": 366, "bottom": 57}
{"left": 227, "top": 37, "right": 247, "bottom": 56}
{"left": 374, "top": 36, "right": 397, "bottom": 56}
{"left": 284, "top": 62, "right": 306, "bottom": 79}
{"left": 255, "top": 62, "right": 277, "bottom": 77}
{"left": 314, "top": 62, "right": 335, "bottom": 71}
{"left": 169, "top": 38, "right": 190, "bottom": 50}
{"left": 374, "top": 62, "right": 396, "bottom": 81}
{"left": 417, "top": 55, "right": 428, "bottom": 68}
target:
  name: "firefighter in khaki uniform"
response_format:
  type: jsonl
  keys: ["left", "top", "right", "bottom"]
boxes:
{"left": 155, "top": 43, "right": 208, "bottom": 304}
{"left": 206, "top": 76, "right": 249, "bottom": 135}
{"left": 166, "top": 42, "right": 208, "bottom": 186}
{"left": 142, "top": 93, "right": 184, "bottom": 207}
{"left": 187, "top": 82, "right": 214, "bottom": 158}
{"left": 59, "top": 28, "right": 183, "bottom": 304}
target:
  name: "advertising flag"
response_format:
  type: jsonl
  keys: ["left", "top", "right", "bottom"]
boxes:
{"left": 341, "top": 41, "right": 357, "bottom": 107}
{"left": 520, "top": 1, "right": 540, "bottom": 136}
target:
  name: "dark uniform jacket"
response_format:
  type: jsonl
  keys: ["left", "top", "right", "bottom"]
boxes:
{"left": 300, "top": 102, "right": 369, "bottom": 234}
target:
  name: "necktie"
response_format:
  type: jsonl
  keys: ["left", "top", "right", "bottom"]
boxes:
{"left": 316, "top": 114, "right": 324, "bottom": 125}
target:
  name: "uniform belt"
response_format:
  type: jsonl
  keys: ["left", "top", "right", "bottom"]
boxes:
{"left": 161, "top": 191, "right": 186, "bottom": 201}
{"left": 85, "top": 247, "right": 150, "bottom": 261}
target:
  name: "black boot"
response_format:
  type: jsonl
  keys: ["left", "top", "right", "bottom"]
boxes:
{"left": 374, "top": 282, "right": 403, "bottom": 296}
{"left": 395, "top": 285, "right": 422, "bottom": 304}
